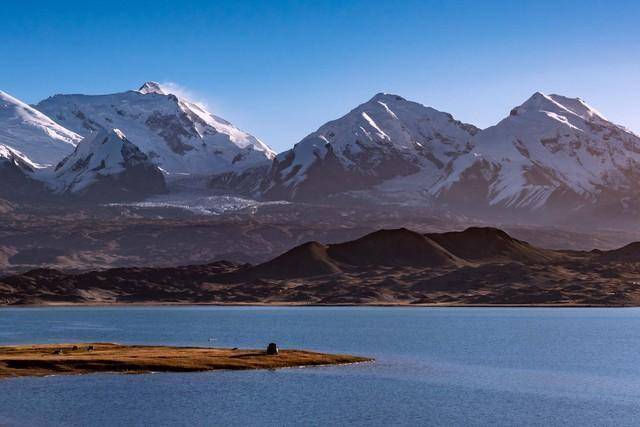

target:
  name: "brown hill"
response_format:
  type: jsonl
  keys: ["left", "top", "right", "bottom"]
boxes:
{"left": 3, "top": 226, "right": 640, "bottom": 306}
{"left": 240, "top": 228, "right": 464, "bottom": 280}
{"left": 597, "top": 242, "right": 640, "bottom": 263}
{"left": 327, "top": 228, "right": 465, "bottom": 268}
{"left": 427, "top": 227, "right": 561, "bottom": 263}
{"left": 244, "top": 242, "right": 342, "bottom": 279}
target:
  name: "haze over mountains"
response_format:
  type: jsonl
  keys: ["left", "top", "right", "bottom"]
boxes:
{"left": 1, "top": 82, "right": 639, "bottom": 226}
{"left": 4, "top": 226, "right": 640, "bottom": 306}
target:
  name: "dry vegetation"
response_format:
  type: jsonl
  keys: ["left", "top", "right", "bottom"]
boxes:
{"left": 0, "top": 343, "right": 371, "bottom": 379}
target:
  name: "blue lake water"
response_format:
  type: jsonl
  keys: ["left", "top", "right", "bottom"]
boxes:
{"left": 1, "top": 307, "right": 640, "bottom": 426}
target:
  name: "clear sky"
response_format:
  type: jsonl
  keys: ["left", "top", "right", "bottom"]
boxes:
{"left": 2, "top": 0, "right": 639, "bottom": 153}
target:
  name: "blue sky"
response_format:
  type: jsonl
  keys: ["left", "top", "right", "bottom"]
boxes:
{"left": 2, "top": 0, "right": 639, "bottom": 152}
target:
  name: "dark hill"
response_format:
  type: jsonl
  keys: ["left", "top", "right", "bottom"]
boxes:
{"left": 327, "top": 228, "right": 465, "bottom": 268}
{"left": 427, "top": 227, "right": 561, "bottom": 263}
{"left": 3, "top": 226, "right": 640, "bottom": 306}
{"left": 239, "top": 228, "right": 464, "bottom": 280}
{"left": 245, "top": 242, "right": 342, "bottom": 279}
{"left": 597, "top": 242, "right": 640, "bottom": 263}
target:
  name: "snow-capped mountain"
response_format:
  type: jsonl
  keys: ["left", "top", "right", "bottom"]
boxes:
{"left": 432, "top": 92, "right": 640, "bottom": 215}
{"left": 0, "top": 144, "right": 49, "bottom": 201}
{"left": 3, "top": 82, "right": 640, "bottom": 226}
{"left": 261, "top": 93, "right": 478, "bottom": 200}
{"left": 36, "top": 82, "right": 275, "bottom": 175}
{"left": 0, "top": 90, "right": 81, "bottom": 166}
{"left": 256, "top": 90, "right": 640, "bottom": 224}
{"left": 53, "top": 128, "right": 166, "bottom": 201}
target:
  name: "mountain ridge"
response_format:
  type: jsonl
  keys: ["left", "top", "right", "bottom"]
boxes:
{"left": 3, "top": 226, "right": 640, "bottom": 306}
{"left": 260, "top": 92, "right": 478, "bottom": 201}
{"left": 248, "top": 90, "right": 640, "bottom": 226}
{"left": 36, "top": 82, "right": 275, "bottom": 175}
{"left": 2, "top": 84, "right": 640, "bottom": 229}
{"left": 0, "top": 90, "right": 81, "bottom": 166}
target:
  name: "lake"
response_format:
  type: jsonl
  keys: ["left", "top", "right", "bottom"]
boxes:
{"left": 0, "top": 307, "right": 639, "bottom": 426}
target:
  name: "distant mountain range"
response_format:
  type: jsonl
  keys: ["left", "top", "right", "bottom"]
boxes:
{"left": 1, "top": 82, "right": 639, "bottom": 225}
{"left": 3, "top": 227, "right": 639, "bottom": 305}
{"left": 256, "top": 91, "right": 640, "bottom": 225}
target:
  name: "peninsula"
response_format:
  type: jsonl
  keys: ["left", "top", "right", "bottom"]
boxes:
{"left": 0, "top": 343, "right": 371, "bottom": 379}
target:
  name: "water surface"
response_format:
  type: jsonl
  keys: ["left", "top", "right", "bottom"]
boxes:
{"left": 0, "top": 307, "right": 639, "bottom": 426}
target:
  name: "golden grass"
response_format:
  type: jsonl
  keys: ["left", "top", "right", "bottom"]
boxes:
{"left": 0, "top": 343, "right": 371, "bottom": 379}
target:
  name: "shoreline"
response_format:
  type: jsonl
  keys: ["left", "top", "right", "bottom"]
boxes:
{"left": 2, "top": 302, "right": 637, "bottom": 308}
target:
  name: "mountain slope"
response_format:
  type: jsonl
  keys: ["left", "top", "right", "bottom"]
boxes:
{"left": 0, "top": 144, "right": 49, "bottom": 201}
{"left": 36, "top": 82, "right": 275, "bottom": 175}
{"left": 8, "top": 226, "right": 640, "bottom": 306}
{"left": 0, "top": 91, "right": 81, "bottom": 166}
{"left": 327, "top": 228, "right": 465, "bottom": 267}
{"left": 53, "top": 128, "right": 166, "bottom": 201}
{"left": 236, "top": 228, "right": 466, "bottom": 279}
{"left": 433, "top": 92, "right": 640, "bottom": 214}
{"left": 427, "top": 227, "right": 562, "bottom": 263}
{"left": 261, "top": 93, "right": 478, "bottom": 200}
{"left": 243, "top": 241, "right": 342, "bottom": 279}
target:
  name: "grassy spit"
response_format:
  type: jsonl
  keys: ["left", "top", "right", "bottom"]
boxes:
{"left": 0, "top": 343, "right": 372, "bottom": 379}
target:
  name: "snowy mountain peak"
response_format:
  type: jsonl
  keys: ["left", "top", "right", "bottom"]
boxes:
{"left": 548, "top": 94, "right": 608, "bottom": 122}
{"left": 0, "top": 90, "right": 81, "bottom": 166}
{"left": 516, "top": 91, "right": 563, "bottom": 113}
{"left": 261, "top": 93, "right": 478, "bottom": 200}
{"left": 432, "top": 91, "right": 640, "bottom": 214}
{"left": 36, "top": 85, "right": 275, "bottom": 175}
{"left": 138, "top": 81, "right": 166, "bottom": 95}
{"left": 368, "top": 93, "right": 407, "bottom": 103}
{"left": 513, "top": 92, "right": 608, "bottom": 124}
